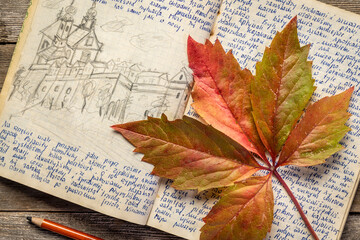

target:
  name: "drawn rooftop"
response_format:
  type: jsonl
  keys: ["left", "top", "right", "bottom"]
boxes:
{"left": 10, "top": 1, "right": 192, "bottom": 124}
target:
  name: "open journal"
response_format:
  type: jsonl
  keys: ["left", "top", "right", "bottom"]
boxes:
{"left": 1, "top": 0, "right": 360, "bottom": 239}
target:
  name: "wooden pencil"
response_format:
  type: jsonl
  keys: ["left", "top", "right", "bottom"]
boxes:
{"left": 27, "top": 216, "right": 104, "bottom": 240}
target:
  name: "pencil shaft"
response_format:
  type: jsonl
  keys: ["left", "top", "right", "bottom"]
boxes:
{"left": 31, "top": 217, "right": 103, "bottom": 240}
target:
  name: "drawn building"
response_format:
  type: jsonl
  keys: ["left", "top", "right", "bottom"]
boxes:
{"left": 11, "top": 1, "right": 192, "bottom": 124}
{"left": 34, "top": 1, "right": 102, "bottom": 66}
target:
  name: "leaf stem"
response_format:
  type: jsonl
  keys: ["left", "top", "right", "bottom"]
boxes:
{"left": 260, "top": 153, "right": 272, "bottom": 168}
{"left": 258, "top": 165, "right": 271, "bottom": 171}
{"left": 273, "top": 170, "right": 319, "bottom": 240}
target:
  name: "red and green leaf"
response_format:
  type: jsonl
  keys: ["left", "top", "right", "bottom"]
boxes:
{"left": 250, "top": 16, "right": 316, "bottom": 159}
{"left": 112, "top": 16, "right": 354, "bottom": 240}
{"left": 112, "top": 115, "right": 261, "bottom": 192}
{"left": 200, "top": 174, "right": 274, "bottom": 240}
{"left": 278, "top": 87, "right": 353, "bottom": 167}
{"left": 188, "top": 37, "right": 266, "bottom": 160}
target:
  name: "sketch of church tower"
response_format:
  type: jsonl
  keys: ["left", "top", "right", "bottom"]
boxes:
{"left": 33, "top": 1, "right": 102, "bottom": 67}
{"left": 11, "top": 0, "right": 192, "bottom": 124}
{"left": 69, "top": 2, "right": 102, "bottom": 65}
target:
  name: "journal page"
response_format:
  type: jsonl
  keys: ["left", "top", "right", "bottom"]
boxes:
{"left": 0, "top": 0, "right": 221, "bottom": 225}
{"left": 149, "top": 0, "right": 360, "bottom": 239}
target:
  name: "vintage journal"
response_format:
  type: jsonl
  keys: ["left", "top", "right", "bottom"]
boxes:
{"left": 1, "top": 0, "right": 360, "bottom": 239}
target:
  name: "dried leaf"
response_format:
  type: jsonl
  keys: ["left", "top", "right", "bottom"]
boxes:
{"left": 112, "top": 115, "right": 260, "bottom": 192}
{"left": 113, "top": 16, "right": 354, "bottom": 240}
{"left": 200, "top": 174, "right": 274, "bottom": 240}
{"left": 251, "top": 16, "right": 316, "bottom": 159}
{"left": 278, "top": 87, "right": 353, "bottom": 167}
{"left": 188, "top": 37, "right": 266, "bottom": 159}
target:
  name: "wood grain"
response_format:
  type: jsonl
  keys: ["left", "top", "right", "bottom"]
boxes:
{"left": 0, "top": 45, "right": 15, "bottom": 90}
{"left": 1, "top": 0, "right": 360, "bottom": 239}
{"left": 0, "top": 0, "right": 30, "bottom": 43}
{"left": 343, "top": 214, "right": 360, "bottom": 240}
{"left": 317, "top": 0, "right": 360, "bottom": 14}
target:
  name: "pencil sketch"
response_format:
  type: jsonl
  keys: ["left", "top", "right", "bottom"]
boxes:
{"left": 101, "top": 17, "right": 133, "bottom": 33}
{"left": 42, "top": 0, "right": 67, "bottom": 9}
{"left": 9, "top": 1, "right": 192, "bottom": 124}
{"left": 8, "top": 66, "right": 26, "bottom": 101}
{"left": 130, "top": 32, "right": 172, "bottom": 52}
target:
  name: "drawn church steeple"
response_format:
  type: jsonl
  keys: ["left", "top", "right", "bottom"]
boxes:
{"left": 80, "top": 2, "right": 97, "bottom": 30}
{"left": 54, "top": 0, "right": 76, "bottom": 48}
{"left": 32, "top": 1, "right": 102, "bottom": 67}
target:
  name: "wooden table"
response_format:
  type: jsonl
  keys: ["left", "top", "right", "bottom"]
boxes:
{"left": 1, "top": 0, "right": 360, "bottom": 239}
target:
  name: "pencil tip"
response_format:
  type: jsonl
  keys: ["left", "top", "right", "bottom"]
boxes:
{"left": 26, "top": 216, "right": 32, "bottom": 222}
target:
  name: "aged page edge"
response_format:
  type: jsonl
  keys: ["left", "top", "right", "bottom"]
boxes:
{"left": 338, "top": 171, "right": 360, "bottom": 239}
{"left": 0, "top": 0, "right": 155, "bottom": 225}
{"left": 180, "top": 0, "right": 360, "bottom": 239}
{"left": 299, "top": 1, "right": 360, "bottom": 238}
{"left": 0, "top": 0, "right": 225, "bottom": 233}
{"left": 0, "top": 0, "right": 40, "bottom": 113}
{"left": 300, "top": 1, "right": 360, "bottom": 239}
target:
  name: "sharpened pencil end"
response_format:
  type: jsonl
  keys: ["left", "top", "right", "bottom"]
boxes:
{"left": 26, "top": 216, "right": 32, "bottom": 222}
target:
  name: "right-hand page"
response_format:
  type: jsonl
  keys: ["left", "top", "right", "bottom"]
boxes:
{"left": 211, "top": 0, "right": 360, "bottom": 239}
{"left": 149, "top": 0, "right": 360, "bottom": 239}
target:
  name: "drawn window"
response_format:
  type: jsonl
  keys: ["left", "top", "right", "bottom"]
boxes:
{"left": 86, "top": 37, "right": 94, "bottom": 46}
{"left": 80, "top": 51, "right": 91, "bottom": 62}
{"left": 176, "top": 92, "right": 180, "bottom": 99}
{"left": 41, "top": 86, "right": 47, "bottom": 92}
{"left": 184, "top": 95, "right": 188, "bottom": 101}
{"left": 66, "top": 88, "right": 72, "bottom": 94}
{"left": 60, "top": 23, "right": 64, "bottom": 30}
{"left": 65, "top": 25, "right": 70, "bottom": 32}
{"left": 41, "top": 40, "right": 50, "bottom": 49}
{"left": 54, "top": 86, "right": 60, "bottom": 92}
{"left": 179, "top": 74, "right": 183, "bottom": 80}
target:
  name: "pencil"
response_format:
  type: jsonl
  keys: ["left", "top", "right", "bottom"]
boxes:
{"left": 27, "top": 216, "right": 104, "bottom": 240}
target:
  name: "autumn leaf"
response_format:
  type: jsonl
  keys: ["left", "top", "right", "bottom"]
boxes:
{"left": 112, "top": 114, "right": 261, "bottom": 192}
{"left": 112, "top": 16, "right": 353, "bottom": 240}
{"left": 201, "top": 175, "right": 273, "bottom": 240}
{"left": 251, "top": 16, "right": 316, "bottom": 159}
{"left": 187, "top": 37, "right": 267, "bottom": 160}
{"left": 278, "top": 87, "right": 353, "bottom": 167}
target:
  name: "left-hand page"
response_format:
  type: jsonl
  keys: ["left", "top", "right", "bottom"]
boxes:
{"left": 0, "top": 0, "right": 221, "bottom": 225}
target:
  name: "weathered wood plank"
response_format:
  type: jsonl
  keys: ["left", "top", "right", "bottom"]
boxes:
{"left": 0, "top": 44, "right": 15, "bottom": 89}
{"left": 341, "top": 214, "right": 360, "bottom": 240}
{"left": 0, "top": 212, "right": 184, "bottom": 240}
{"left": 0, "top": 0, "right": 30, "bottom": 42}
{"left": 318, "top": 0, "right": 360, "bottom": 14}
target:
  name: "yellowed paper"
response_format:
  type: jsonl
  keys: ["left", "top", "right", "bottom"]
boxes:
{"left": 0, "top": 0, "right": 221, "bottom": 225}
